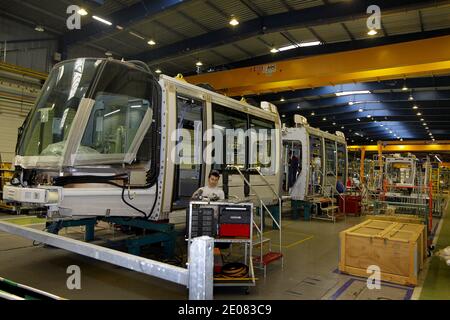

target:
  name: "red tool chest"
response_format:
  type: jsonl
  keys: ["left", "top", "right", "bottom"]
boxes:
{"left": 339, "top": 195, "right": 361, "bottom": 216}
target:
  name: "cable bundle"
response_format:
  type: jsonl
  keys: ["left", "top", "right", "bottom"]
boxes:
{"left": 221, "top": 263, "right": 249, "bottom": 278}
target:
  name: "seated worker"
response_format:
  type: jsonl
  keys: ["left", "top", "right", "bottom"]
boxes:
{"left": 191, "top": 170, "right": 225, "bottom": 201}
{"left": 336, "top": 175, "right": 346, "bottom": 194}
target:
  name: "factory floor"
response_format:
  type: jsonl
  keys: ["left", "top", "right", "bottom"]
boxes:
{"left": 0, "top": 203, "right": 448, "bottom": 300}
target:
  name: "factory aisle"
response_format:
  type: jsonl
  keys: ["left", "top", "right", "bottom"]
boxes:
{"left": 419, "top": 198, "right": 450, "bottom": 300}
{"left": 0, "top": 211, "right": 443, "bottom": 300}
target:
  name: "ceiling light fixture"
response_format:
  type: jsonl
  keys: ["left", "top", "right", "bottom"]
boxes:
{"left": 413, "top": 105, "right": 418, "bottom": 109}
{"left": 417, "top": 112, "right": 422, "bottom": 116}
{"left": 299, "top": 41, "right": 322, "bottom": 47}
{"left": 335, "top": 90, "right": 371, "bottom": 97}
{"left": 367, "top": 29, "right": 378, "bottom": 36}
{"left": 409, "top": 95, "right": 414, "bottom": 101}
{"left": 322, "top": 117, "right": 327, "bottom": 121}
{"left": 229, "top": 16, "right": 239, "bottom": 26}
{"left": 280, "top": 97, "right": 285, "bottom": 102}
{"left": 311, "top": 112, "right": 315, "bottom": 116}
{"left": 278, "top": 44, "right": 297, "bottom": 52}
{"left": 93, "top": 15, "right": 112, "bottom": 26}
{"left": 349, "top": 101, "right": 354, "bottom": 106}
{"left": 155, "top": 69, "right": 162, "bottom": 74}
{"left": 34, "top": 25, "right": 45, "bottom": 32}
{"left": 196, "top": 61, "right": 203, "bottom": 66}
{"left": 148, "top": 39, "right": 156, "bottom": 46}
{"left": 78, "top": 8, "right": 88, "bottom": 16}
{"left": 358, "top": 108, "right": 363, "bottom": 112}
{"left": 129, "top": 32, "right": 144, "bottom": 40}
{"left": 270, "top": 48, "right": 279, "bottom": 53}
{"left": 357, "top": 118, "right": 361, "bottom": 121}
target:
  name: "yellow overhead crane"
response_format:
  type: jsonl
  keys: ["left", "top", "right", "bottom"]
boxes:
{"left": 348, "top": 142, "right": 450, "bottom": 153}
{"left": 0, "top": 61, "right": 48, "bottom": 81}
{"left": 185, "top": 35, "right": 450, "bottom": 96}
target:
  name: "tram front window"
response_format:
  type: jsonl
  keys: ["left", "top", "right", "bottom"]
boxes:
{"left": 18, "top": 58, "right": 101, "bottom": 157}
{"left": 76, "top": 61, "right": 155, "bottom": 164}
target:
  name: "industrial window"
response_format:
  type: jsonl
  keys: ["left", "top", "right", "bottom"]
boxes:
{"left": 309, "top": 135, "right": 323, "bottom": 195}
{"left": 76, "top": 61, "right": 154, "bottom": 164}
{"left": 249, "top": 117, "right": 275, "bottom": 169}
{"left": 325, "top": 139, "right": 337, "bottom": 177}
{"left": 172, "top": 94, "right": 204, "bottom": 209}
{"left": 337, "top": 143, "right": 347, "bottom": 182}
{"left": 212, "top": 104, "right": 248, "bottom": 171}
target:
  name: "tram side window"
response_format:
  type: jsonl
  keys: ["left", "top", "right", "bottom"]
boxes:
{"left": 309, "top": 135, "right": 323, "bottom": 195}
{"left": 172, "top": 95, "right": 204, "bottom": 208}
{"left": 325, "top": 139, "right": 337, "bottom": 177}
{"left": 212, "top": 104, "right": 248, "bottom": 171}
{"left": 337, "top": 143, "right": 347, "bottom": 182}
{"left": 249, "top": 117, "right": 275, "bottom": 170}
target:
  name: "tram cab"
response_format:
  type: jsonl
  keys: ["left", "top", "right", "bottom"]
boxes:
{"left": 4, "top": 58, "right": 282, "bottom": 222}
{"left": 282, "top": 115, "right": 348, "bottom": 201}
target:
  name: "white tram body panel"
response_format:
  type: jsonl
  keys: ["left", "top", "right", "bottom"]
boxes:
{"left": 4, "top": 58, "right": 282, "bottom": 222}
{"left": 282, "top": 118, "right": 348, "bottom": 201}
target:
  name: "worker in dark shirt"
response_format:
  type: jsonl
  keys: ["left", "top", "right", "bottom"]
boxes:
{"left": 289, "top": 151, "right": 299, "bottom": 188}
{"left": 336, "top": 175, "right": 346, "bottom": 194}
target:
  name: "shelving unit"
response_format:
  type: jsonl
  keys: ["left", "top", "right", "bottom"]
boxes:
{"left": 187, "top": 201, "right": 256, "bottom": 290}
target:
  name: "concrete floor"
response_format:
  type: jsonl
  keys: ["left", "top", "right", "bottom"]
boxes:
{"left": 0, "top": 210, "right": 443, "bottom": 300}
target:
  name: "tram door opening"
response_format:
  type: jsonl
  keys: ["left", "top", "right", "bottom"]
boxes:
{"left": 172, "top": 95, "right": 204, "bottom": 209}
{"left": 309, "top": 135, "right": 323, "bottom": 196}
{"left": 283, "top": 141, "right": 302, "bottom": 192}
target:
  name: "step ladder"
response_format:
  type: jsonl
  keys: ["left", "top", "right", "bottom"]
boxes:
{"left": 309, "top": 170, "right": 346, "bottom": 223}
{"left": 226, "top": 166, "right": 283, "bottom": 278}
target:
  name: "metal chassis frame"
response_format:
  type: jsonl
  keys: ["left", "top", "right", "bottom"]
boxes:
{"left": 0, "top": 220, "right": 213, "bottom": 300}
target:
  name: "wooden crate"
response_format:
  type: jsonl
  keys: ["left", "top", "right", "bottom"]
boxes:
{"left": 364, "top": 214, "right": 424, "bottom": 225}
{"left": 339, "top": 219, "right": 427, "bottom": 286}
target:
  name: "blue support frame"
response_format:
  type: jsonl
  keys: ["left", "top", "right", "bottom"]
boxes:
{"left": 46, "top": 217, "right": 177, "bottom": 258}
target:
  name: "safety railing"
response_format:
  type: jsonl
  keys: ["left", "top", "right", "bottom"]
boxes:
{"left": 226, "top": 165, "right": 282, "bottom": 273}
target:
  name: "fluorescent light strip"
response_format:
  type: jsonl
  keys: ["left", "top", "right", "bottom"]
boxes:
{"left": 277, "top": 41, "right": 322, "bottom": 52}
{"left": 299, "top": 41, "right": 322, "bottom": 47}
{"left": 104, "top": 109, "right": 120, "bottom": 117}
{"left": 335, "top": 90, "right": 371, "bottom": 97}
{"left": 93, "top": 16, "right": 112, "bottom": 26}
{"left": 278, "top": 44, "right": 297, "bottom": 52}
{"left": 129, "top": 32, "right": 145, "bottom": 40}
